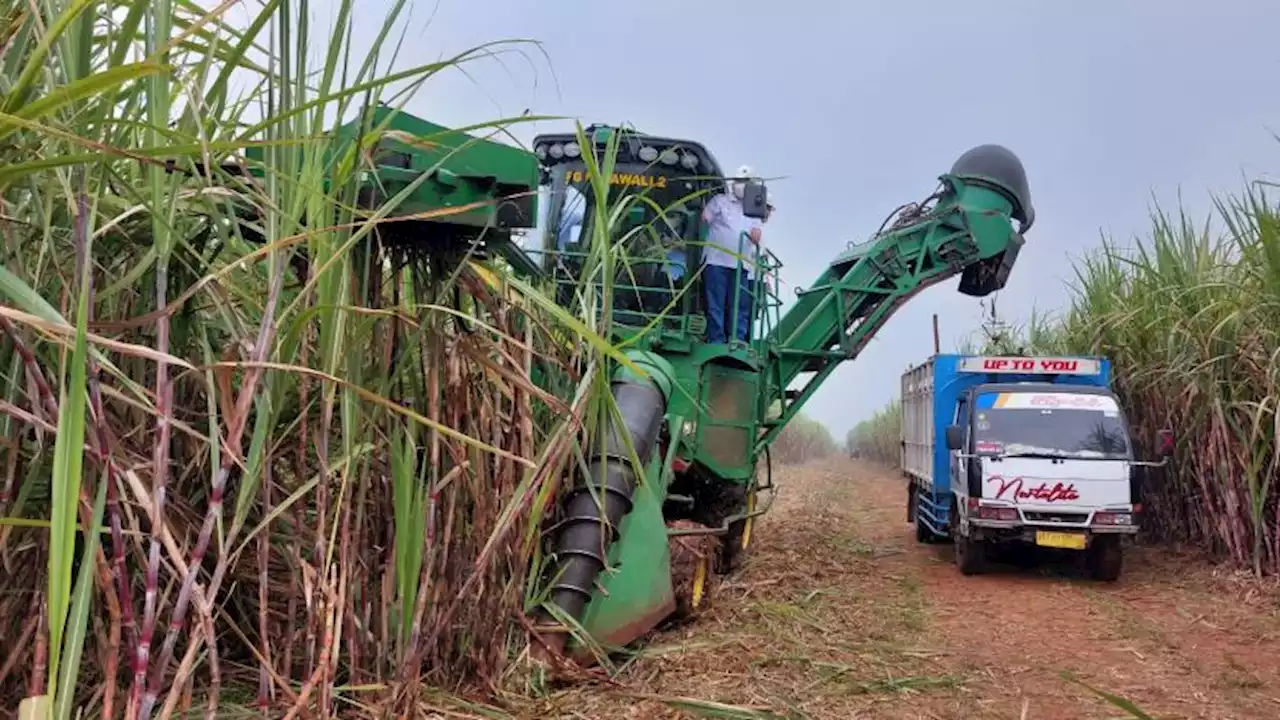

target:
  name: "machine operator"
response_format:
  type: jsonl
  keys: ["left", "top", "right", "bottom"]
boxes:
{"left": 701, "top": 165, "right": 764, "bottom": 344}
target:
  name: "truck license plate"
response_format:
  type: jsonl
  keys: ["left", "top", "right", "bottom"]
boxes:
{"left": 1035, "top": 531, "right": 1087, "bottom": 550}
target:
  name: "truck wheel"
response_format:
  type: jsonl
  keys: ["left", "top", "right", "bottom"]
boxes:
{"left": 1087, "top": 535, "right": 1123, "bottom": 582}
{"left": 911, "top": 487, "right": 941, "bottom": 544}
{"left": 913, "top": 502, "right": 939, "bottom": 545}
{"left": 955, "top": 533, "right": 985, "bottom": 576}
{"left": 915, "top": 517, "right": 933, "bottom": 544}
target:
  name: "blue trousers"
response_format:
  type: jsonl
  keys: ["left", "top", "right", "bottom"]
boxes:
{"left": 704, "top": 264, "right": 754, "bottom": 344}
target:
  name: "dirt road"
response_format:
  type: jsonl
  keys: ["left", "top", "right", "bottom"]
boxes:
{"left": 533, "top": 459, "right": 1280, "bottom": 719}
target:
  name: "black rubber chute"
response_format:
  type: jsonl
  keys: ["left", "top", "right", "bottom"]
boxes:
{"left": 547, "top": 377, "right": 667, "bottom": 622}
{"left": 958, "top": 232, "right": 1025, "bottom": 297}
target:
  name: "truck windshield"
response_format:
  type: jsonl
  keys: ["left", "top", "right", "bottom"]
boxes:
{"left": 972, "top": 391, "right": 1131, "bottom": 460}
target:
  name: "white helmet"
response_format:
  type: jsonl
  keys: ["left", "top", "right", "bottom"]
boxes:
{"left": 730, "top": 164, "right": 753, "bottom": 199}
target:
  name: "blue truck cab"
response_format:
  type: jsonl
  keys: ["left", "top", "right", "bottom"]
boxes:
{"left": 900, "top": 354, "right": 1173, "bottom": 580}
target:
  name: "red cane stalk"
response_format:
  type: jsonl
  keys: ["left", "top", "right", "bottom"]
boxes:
{"left": 3, "top": 258, "right": 137, "bottom": 710}
{"left": 0, "top": 601, "right": 40, "bottom": 688}
{"left": 140, "top": 253, "right": 288, "bottom": 716}
{"left": 0, "top": 315, "right": 60, "bottom": 420}
{"left": 256, "top": 461, "right": 273, "bottom": 712}
{"left": 29, "top": 593, "right": 47, "bottom": 700}
{"left": 0, "top": 408, "right": 23, "bottom": 553}
{"left": 84, "top": 272, "right": 139, "bottom": 656}
{"left": 132, "top": 252, "right": 173, "bottom": 718}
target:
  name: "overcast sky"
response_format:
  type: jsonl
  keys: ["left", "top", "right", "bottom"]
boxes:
{"left": 337, "top": 0, "right": 1280, "bottom": 437}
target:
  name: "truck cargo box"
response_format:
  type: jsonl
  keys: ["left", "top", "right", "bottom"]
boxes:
{"left": 900, "top": 359, "right": 936, "bottom": 484}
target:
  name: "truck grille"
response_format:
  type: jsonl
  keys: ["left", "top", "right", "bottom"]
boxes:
{"left": 1023, "top": 511, "right": 1089, "bottom": 524}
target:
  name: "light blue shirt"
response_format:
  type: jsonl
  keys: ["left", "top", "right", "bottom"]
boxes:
{"left": 556, "top": 188, "right": 586, "bottom": 250}
{"left": 557, "top": 212, "right": 582, "bottom": 250}
{"left": 701, "top": 193, "right": 761, "bottom": 274}
{"left": 665, "top": 247, "right": 687, "bottom": 281}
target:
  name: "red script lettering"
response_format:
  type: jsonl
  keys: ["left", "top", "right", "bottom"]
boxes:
{"left": 986, "top": 475, "right": 1080, "bottom": 503}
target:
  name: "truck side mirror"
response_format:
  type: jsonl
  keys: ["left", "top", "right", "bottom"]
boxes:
{"left": 1156, "top": 428, "right": 1175, "bottom": 458}
{"left": 945, "top": 425, "right": 964, "bottom": 451}
{"left": 741, "top": 180, "right": 768, "bottom": 219}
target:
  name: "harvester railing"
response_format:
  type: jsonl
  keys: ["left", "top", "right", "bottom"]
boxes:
{"left": 530, "top": 239, "right": 784, "bottom": 353}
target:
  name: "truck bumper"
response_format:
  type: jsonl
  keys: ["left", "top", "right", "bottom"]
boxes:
{"left": 1088, "top": 525, "right": 1140, "bottom": 535}
{"left": 967, "top": 520, "right": 1137, "bottom": 546}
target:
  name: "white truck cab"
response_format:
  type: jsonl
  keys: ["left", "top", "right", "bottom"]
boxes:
{"left": 950, "top": 383, "right": 1142, "bottom": 579}
{"left": 902, "top": 355, "right": 1173, "bottom": 581}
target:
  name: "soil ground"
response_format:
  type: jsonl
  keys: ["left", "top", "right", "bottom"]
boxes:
{"left": 512, "top": 458, "right": 1280, "bottom": 720}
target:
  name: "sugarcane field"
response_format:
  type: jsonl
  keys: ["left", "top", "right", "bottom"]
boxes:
{"left": 5, "top": 1, "right": 1280, "bottom": 719}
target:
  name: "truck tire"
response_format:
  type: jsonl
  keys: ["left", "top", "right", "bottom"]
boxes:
{"left": 911, "top": 487, "right": 939, "bottom": 543}
{"left": 1087, "top": 535, "right": 1123, "bottom": 582}
{"left": 915, "top": 517, "right": 933, "bottom": 544}
{"left": 954, "top": 533, "right": 985, "bottom": 575}
{"left": 909, "top": 486, "right": 937, "bottom": 543}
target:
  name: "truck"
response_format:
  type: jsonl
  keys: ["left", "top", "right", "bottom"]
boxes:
{"left": 901, "top": 354, "right": 1174, "bottom": 580}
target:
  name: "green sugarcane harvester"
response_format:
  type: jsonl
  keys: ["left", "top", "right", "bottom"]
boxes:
{"left": 523, "top": 123, "right": 1033, "bottom": 656}
{"left": 223, "top": 107, "right": 1034, "bottom": 659}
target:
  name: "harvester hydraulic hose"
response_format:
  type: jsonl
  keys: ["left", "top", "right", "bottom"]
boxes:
{"left": 547, "top": 368, "right": 669, "bottom": 623}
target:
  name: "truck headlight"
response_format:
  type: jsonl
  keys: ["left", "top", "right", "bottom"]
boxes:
{"left": 1094, "top": 512, "right": 1133, "bottom": 526}
{"left": 976, "top": 503, "right": 1018, "bottom": 522}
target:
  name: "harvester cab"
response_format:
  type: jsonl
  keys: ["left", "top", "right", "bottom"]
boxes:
{"left": 531, "top": 125, "right": 771, "bottom": 343}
